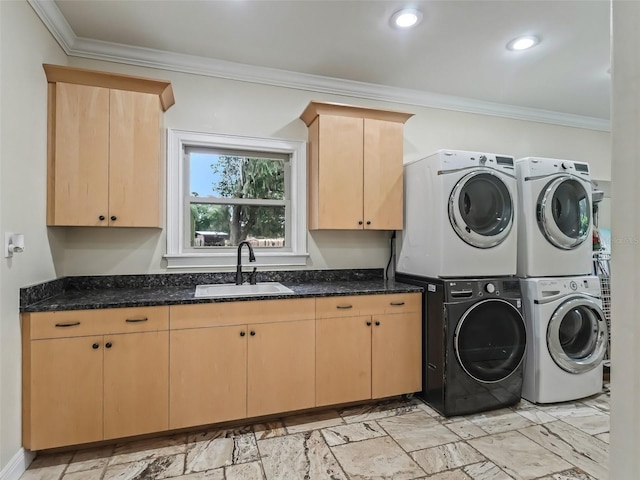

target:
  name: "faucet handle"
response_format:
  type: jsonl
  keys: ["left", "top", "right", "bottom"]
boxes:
{"left": 249, "top": 267, "right": 258, "bottom": 285}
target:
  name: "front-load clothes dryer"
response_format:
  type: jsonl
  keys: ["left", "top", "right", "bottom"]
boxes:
{"left": 397, "top": 149, "right": 518, "bottom": 278}
{"left": 520, "top": 276, "right": 608, "bottom": 403}
{"left": 516, "top": 157, "right": 593, "bottom": 277}
{"left": 396, "top": 273, "right": 526, "bottom": 416}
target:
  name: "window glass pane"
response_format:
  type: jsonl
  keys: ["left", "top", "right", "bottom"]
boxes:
{"left": 190, "top": 153, "right": 285, "bottom": 200}
{"left": 190, "top": 203, "right": 286, "bottom": 247}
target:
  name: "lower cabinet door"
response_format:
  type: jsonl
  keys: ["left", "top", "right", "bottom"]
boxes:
{"left": 28, "top": 336, "right": 104, "bottom": 450}
{"left": 169, "top": 326, "right": 248, "bottom": 429}
{"left": 371, "top": 312, "right": 422, "bottom": 399}
{"left": 103, "top": 330, "right": 169, "bottom": 439}
{"left": 247, "top": 319, "right": 315, "bottom": 417}
{"left": 316, "top": 315, "right": 372, "bottom": 406}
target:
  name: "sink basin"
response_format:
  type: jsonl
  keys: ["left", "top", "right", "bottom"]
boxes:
{"left": 194, "top": 282, "right": 295, "bottom": 298}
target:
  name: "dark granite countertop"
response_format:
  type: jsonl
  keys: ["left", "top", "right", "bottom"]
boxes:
{"left": 20, "top": 269, "right": 423, "bottom": 312}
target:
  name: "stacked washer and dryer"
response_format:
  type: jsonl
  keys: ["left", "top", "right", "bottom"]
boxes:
{"left": 516, "top": 157, "right": 608, "bottom": 404}
{"left": 396, "top": 150, "right": 527, "bottom": 417}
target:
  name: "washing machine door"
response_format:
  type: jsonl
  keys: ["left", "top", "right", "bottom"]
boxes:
{"left": 448, "top": 169, "right": 514, "bottom": 248}
{"left": 547, "top": 296, "right": 608, "bottom": 373}
{"left": 454, "top": 299, "right": 526, "bottom": 383}
{"left": 537, "top": 175, "right": 591, "bottom": 249}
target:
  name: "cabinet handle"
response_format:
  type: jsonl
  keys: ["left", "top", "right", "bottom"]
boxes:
{"left": 336, "top": 305, "right": 353, "bottom": 309}
{"left": 358, "top": 221, "right": 363, "bottom": 225}
{"left": 366, "top": 321, "right": 372, "bottom": 326}
{"left": 125, "top": 317, "right": 148, "bottom": 323}
{"left": 366, "top": 221, "right": 371, "bottom": 225}
{"left": 375, "top": 321, "right": 381, "bottom": 326}
{"left": 92, "top": 343, "right": 99, "bottom": 349}
{"left": 250, "top": 331, "right": 256, "bottom": 336}
{"left": 55, "top": 321, "right": 80, "bottom": 328}
{"left": 240, "top": 331, "right": 246, "bottom": 337}
{"left": 105, "top": 342, "right": 113, "bottom": 348}
{"left": 110, "top": 215, "right": 117, "bottom": 221}
{"left": 390, "top": 301, "right": 405, "bottom": 306}
{"left": 98, "top": 215, "right": 105, "bottom": 221}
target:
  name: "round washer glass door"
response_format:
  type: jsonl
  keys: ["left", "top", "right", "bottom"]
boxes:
{"left": 449, "top": 170, "right": 514, "bottom": 249}
{"left": 537, "top": 176, "right": 591, "bottom": 249}
{"left": 547, "top": 296, "right": 608, "bottom": 374}
{"left": 454, "top": 299, "right": 526, "bottom": 383}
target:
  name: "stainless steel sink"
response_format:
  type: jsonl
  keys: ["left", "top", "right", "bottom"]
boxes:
{"left": 194, "top": 282, "right": 295, "bottom": 298}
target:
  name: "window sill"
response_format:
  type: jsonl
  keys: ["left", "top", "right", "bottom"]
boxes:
{"left": 164, "top": 252, "right": 309, "bottom": 269}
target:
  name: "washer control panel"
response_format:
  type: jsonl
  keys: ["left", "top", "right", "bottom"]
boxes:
{"left": 536, "top": 276, "right": 601, "bottom": 298}
{"left": 445, "top": 278, "right": 521, "bottom": 301}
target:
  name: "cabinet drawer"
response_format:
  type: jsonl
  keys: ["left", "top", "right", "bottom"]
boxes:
{"left": 316, "top": 293, "right": 421, "bottom": 319}
{"left": 26, "top": 306, "right": 169, "bottom": 340}
{"left": 170, "top": 298, "right": 316, "bottom": 329}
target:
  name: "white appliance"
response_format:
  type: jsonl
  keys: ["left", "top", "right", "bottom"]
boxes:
{"left": 520, "top": 276, "right": 608, "bottom": 403}
{"left": 397, "top": 149, "right": 518, "bottom": 278}
{"left": 516, "top": 157, "right": 593, "bottom": 277}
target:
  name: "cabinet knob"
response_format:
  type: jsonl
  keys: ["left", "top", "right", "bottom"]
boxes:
{"left": 110, "top": 216, "right": 117, "bottom": 221}
{"left": 105, "top": 342, "right": 113, "bottom": 348}
{"left": 358, "top": 221, "right": 363, "bottom": 225}
{"left": 240, "top": 331, "right": 246, "bottom": 337}
{"left": 92, "top": 343, "right": 99, "bottom": 349}
{"left": 250, "top": 331, "right": 256, "bottom": 336}
{"left": 366, "top": 221, "right": 371, "bottom": 225}
{"left": 99, "top": 215, "right": 105, "bottom": 221}
{"left": 375, "top": 321, "right": 381, "bottom": 326}
{"left": 366, "top": 321, "right": 372, "bottom": 326}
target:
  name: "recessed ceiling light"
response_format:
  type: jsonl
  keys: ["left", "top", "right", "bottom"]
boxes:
{"left": 390, "top": 8, "right": 423, "bottom": 28}
{"left": 506, "top": 35, "right": 540, "bottom": 51}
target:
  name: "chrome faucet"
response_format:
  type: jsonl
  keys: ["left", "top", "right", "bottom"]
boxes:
{"left": 236, "top": 241, "right": 256, "bottom": 285}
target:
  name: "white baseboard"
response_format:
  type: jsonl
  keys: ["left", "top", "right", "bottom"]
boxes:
{"left": 0, "top": 448, "right": 35, "bottom": 480}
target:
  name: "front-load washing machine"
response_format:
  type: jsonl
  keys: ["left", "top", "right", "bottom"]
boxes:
{"left": 396, "top": 273, "right": 526, "bottom": 416}
{"left": 397, "top": 149, "right": 518, "bottom": 278}
{"left": 520, "top": 276, "right": 608, "bottom": 403}
{"left": 516, "top": 157, "right": 593, "bottom": 277}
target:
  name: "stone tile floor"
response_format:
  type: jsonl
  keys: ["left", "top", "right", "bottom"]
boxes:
{"left": 21, "top": 385, "right": 610, "bottom": 480}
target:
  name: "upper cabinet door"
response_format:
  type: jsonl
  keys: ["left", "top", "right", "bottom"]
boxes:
{"left": 52, "top": 83, "right": 110, "bottom": 226}
{"left": 109, "top": 90, "right": 161, "bottom": 227}
{"left": 44, "top": 63, "right": 173, "bottom": 228}
{"left": 363, "top": 119, "right": 404, "bottom": 230}
{"left": 313, "top": 115, "right": 364, "bottom": 229}
{"left": 301, "top": 101, "right": 413, "bottom": 231}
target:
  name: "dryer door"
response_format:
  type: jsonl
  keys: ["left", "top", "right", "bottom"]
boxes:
{"left": 454, "top": 299, "right": 526, "bottom": 383}
{"left": 547, "top": 296, "right": 608, "bottom": 373}
{"left": 537, "top": 175, "right": 591, "bottom": 249}
{"left": 448, "top": 170, "right": 514, "bottom": 248}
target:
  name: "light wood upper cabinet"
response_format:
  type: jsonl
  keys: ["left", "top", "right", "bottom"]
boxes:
{"left": 44, "top": 64, "right": 174, "bottom": 228}
{"left": 300, "top": 101, "right": 413, "bottom": 230}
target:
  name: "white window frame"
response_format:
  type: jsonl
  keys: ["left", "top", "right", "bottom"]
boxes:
{"left": 166, "top": 129, "right": 308, "bottom": 269}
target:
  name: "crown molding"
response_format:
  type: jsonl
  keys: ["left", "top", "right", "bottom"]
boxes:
{"left": 28, "top": 0, "right": 610, "bottom": 132}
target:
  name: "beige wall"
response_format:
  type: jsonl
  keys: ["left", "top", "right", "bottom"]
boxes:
{"left": 57, "top": 57, "right": 611, "bottom": 276}
{"left": 0, "top": 1, "right": 614, "bottom": 476}
{"left": 610, "top": 1, "right": 640, "bottom": 477}
{"left": 0, "top": 0, "right": 67, "bottom": 474}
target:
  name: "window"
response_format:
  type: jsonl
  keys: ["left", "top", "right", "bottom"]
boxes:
{"left": 166, "top": 130, "right": 308, "bottom": 269}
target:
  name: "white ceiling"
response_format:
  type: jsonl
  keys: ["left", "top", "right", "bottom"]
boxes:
{"left": 31, "top": 0, "right": 611, "bottom": 130}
